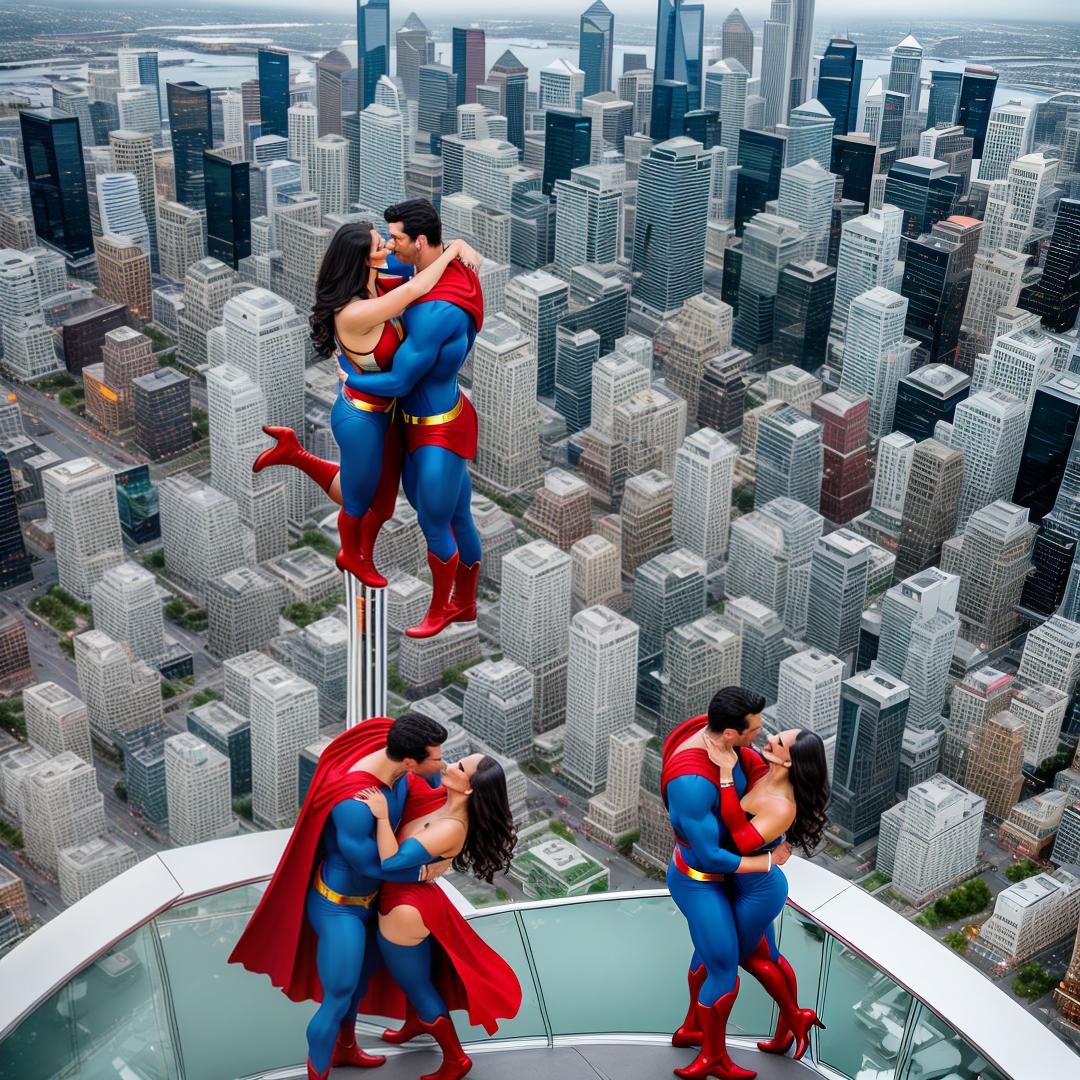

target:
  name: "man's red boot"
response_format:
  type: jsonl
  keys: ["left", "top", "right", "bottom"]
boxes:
{"left": 405, "top": 552, "right": 460, "bottom": 638}
{"left": 416, "top": 1014, "right": 472, "bottom": 1080}
{"left": 672, "top": 963, "right": 707, "bottom": 1048}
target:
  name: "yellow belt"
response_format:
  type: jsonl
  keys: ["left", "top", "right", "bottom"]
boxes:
{"left": 674, "top": 847, "right": 727, "bottom": 883}
{"left": 401, "top": 396, "right": 464, "bottom": 426}
{"left": 344, "top": 395, "right": 396, "bottom": 415}
{"left": 315, "top": 863, "right": 378, "bottom": 907}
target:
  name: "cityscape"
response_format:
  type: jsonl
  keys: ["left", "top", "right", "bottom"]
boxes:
{"left": 0, "top": 0, "right": 1078, "bottom": 1075}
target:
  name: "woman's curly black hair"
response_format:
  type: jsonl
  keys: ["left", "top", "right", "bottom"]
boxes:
{"left": 309, "top": 220, "right": 374, "bottom": 358}
{"left": 454, "top": 756, "right": 517, "bottom": 884}
{"left": 786, "top": 730, "right": 830, "bottom": 855}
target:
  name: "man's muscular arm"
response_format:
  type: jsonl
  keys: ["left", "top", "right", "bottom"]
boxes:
{"left": 330, "top": 799, "right": 433, "bottom": 883}
{"left": 667, "top": 775, "right": 772, "bottom": 875}
{"left": 338, "top": 303, "right": 464, "bottom": 396}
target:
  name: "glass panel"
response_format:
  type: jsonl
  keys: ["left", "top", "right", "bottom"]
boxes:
{"left": 0, "top": 925, "right": 180, "bottom": 1080}
{"left": 818, "top": 935, "right": 913, "bottom": 1080}
{"left": 520, "top": 894, "right": 774, "bottom": 1036}
{"left": 778, "top": 905, "right": 827, "bottom": 1009}
{"left": 899, "top": 1003, "right": 1007, "bottom": 1080}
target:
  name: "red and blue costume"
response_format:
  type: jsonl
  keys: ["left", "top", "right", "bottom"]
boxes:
{"left": 228, "top": 718, "right": 443, "bottom": 1079}
{"left": 338, "top": 260, "right": 484, "bottom": 638}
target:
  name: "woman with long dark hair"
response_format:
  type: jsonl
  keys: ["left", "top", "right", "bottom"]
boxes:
{"left": 356, "top": 754, "right": 521, "bottom": 1080}
{"left": 253, "top": 221, "right": 479, "bottom": 586}
{"left": 708, "top": 727, "right": 829, "bottom": 1063}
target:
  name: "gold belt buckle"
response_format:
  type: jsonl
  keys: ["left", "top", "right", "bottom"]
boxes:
{"left": 316, "top": 864, "right": 378, "bottom": 907}
{"left": 402, "top": 396, "right": 464, "bottom": 426}
{"left": 346, "top": 394, "right": 395, "bottom": 414}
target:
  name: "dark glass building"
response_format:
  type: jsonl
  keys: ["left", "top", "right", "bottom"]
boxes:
{"left": 114, "top": 465, "right": 161, "bottom": 544}
{"left": 957, "top": 66, "right": 999, "bottom": 158}
{"left": 817, "top": 39, "right": 860, "bottom": 136}
{"left": 451, "top": 27, "right": 486, "bottom": 107}
{"left": 901, "top": 233, "right": 969, "bottom": 366}
{"left": 564, "top": 264, "right": 630, "bottom": 354}
{"left": 166, "top": 81, "right": 212, "bottom": 210}
{"left": 188, "top": 703, "right": 252, "bottom": 798}
{"left": 19, "top": 108, "right": 93, "bottom": 261}
{"left": 775, "top": 260, "right": 836, "bottom": 371}
{"left": 1013, "top": 373, "right": 1080, "bottom": 527}
{"left": 1021, "top": 525, "right": 1076, "bottom": 618}
{"left": 418, "top": 65, "right": 459, "bottom": 141}
{"left": 0, "top": 452, "right": 32, "bottom": 590}
{"left": 831, "top": 135, "right": 876, "bottom": 212}
{"left": 926, "top": 69, "right": 962, "bottom": 128}
{"left": 542, "top": 111, "right": 592, "bottom": 196}
{"left": 883, "top": 158, "right": 961, "bottom": 245}
{"left": 721, "top": 243, "right": 741, "bottom": 313}
{"left": 133, "top": 369, "right": 193, "bottom": 462}
{"left": 122, "top": 721, "right": 168, "bottom": 823}
{"left": 554, "top": 324, "right": 601, "bottom": 434}
{"left": 655, "top": 0, "right": 703, "bottom": 107}
{"left": 698, "top": 348, "right": 748, "bottom": 433}
{"left": 650, "top": 79, "right": 689, "bottom": 144}
{"left": 356, "top": 0, "right": 390, "bottom": 110}
{"left": 579, "top": 1, "right": 615, "bottom": 97}
{"left": 257, "top": 48, "right": 289, "bottom": 139}
{"left": 735, "top": 129, "right": 785, "bottom": 233}
{"left": 490, "top": 51, "right": 528, "bottom": 156}
{"left": 60, "top": 302, "right": 130, "bottom": 374}
{"left": 1019, "top": 199, "right": 1080, "bottom": 333}
{"left": 203, "top": 152, "right": 250, "bottom": 269}
{"left": 683, "top": 109, "right": 721, "bottom": 149}
{"left": 893, "top": 363, "right": 971, "bottom": 442}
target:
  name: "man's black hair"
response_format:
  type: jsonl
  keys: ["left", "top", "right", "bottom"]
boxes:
{"left": 386, "top": 713, "right": 448, "bottom": 763}
{"left": 384, "top": 198, "right": 442, "bottom": 246}
{"left": 706, "top": 686, "right": 767, "bottom": 734}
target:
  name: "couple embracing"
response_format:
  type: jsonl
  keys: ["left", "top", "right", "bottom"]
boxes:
{"left": 229, "top": 714, "right": 521, "bottom": 1080}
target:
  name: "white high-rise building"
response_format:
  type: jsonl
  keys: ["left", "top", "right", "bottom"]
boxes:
{"left": 659, "top": 613, "right": 742, "bottom": 740}
{"left": 553, "top": 164, "right": 623, "bottom": 276}
{"left": 874, "top": 568, "right": 960, "bottom": 732}
{"left": 839, "top": 287, "right": 917, "bottom": 439}
{"left": 979, "top": 101, "right": 1033, "bottom": 182}
{"left": 253, "top": 135, "right": 290, "bottom": 165}
{"left": 73, "top": 629, "right": 161, "bottom": 747}
{"left": 673, "top": 428, "right": 737, "bottom": 563}
{"left": 978, "top": 867, "right": 1080, "bottom": 966}
{"left": 164, "top": 732, "right": 233, "bottom": 846}
{"left": 91, "top": 561, "right": 166, "bottom": 665}
{"left": 375, "top": 75, "right": 413, "bottom": 164}
{"left": 866, "top": 431, "right": 916, "bottom": 536}
{"left": 206, "top": 567, "right": 286, "bottom": 660}
{"left": 776, "top": 158, "right": 835, "bottom": 263}
{"left": 940, "top": 389, "right": 1027, "bottom": 529}
{"left": 221, "top": 90, "right": 245, "bottom": 147}
{"left": 775, "top": 648, "right": 844, "bottom": 746}
{"left": 287, "top": 101, "right": 319, "bottom": 187}
{"left": 703, "top": 59, "right": 748, "bottom": 162}
{"left": 591, "top": 353, "right": 650, "bottom": 437}
{"left": 463, "top": 139, "right": 524, "bottom": 212}
{"left": 831, "top": 204, "right": 904, "bottom": 333}
{"left": 208, "top": 364, "right": 288, "bottom": 562}
{"left": 571, "top": 534, "right": 622, "bottom": 611}
{"left": 961, "top": 249, "right": 1030, "bottom": 353}
{"left": 22, "top": 752, "right": 106, "bottom": 877}
{"left": 979, "top": 153, "right": 1058, "bottom": 256}
{"left": 971, "top": 327, "right": 1057, "bottom": 415}
{"left": 44, "top": 458, "right": 124, "bottom": 602}
{"left": 1011, "top": 684, "right": 1069, "bottom": 770}
{"left": 311, "top": 134, "right": 349, "bottom": 216}
{"left": 116, "top": 86, "right": 159, "bottom": 140}
{"left": 109, "top": 130, "right": 159, "bottom": 268}
{"left": 1018, "top": 615, "right": 1080, "bottom": 698}
{"left": 157, "top": 200, "right": 207, "bottom": 284}
{"left": 358, "top": 103, "right": 407, "bottom": 210}
{"left": 223, "top": 651, "right": 284, "bottom": 717}
{"left": 583, "top": 724, "right": 651, "bottom": 845}
{"left": 462, "top": 659, "right": 535, "bottom": 760}
{"left": 760, "top": 0, "right": 794, "bottom": 127}
{"left": 500, "top": 540, "right": 573, "bottom": 732}
{"left": 472, "top": 314, "right": 542, "bottom": 494}
{"left": 159, "top": 473, "right": 252, "bottom": 592}
{"left": 97, "top": 172, "right": 150, "bottom": 251}
{"left": 540, "top": 59, "right": 585, "bottom": 112}
{"left": 805, "top": 528, "right": 872, "bottom": 663}
{"left": 250, "top": 668, "right": 320, "bottom": 829}
{"left": 727, "top": 510, "right": 788, "bottom": 616}
{"left": 23, "top": 683, "right": 92, "bottom": 765}
{"left": 612, "top": 386, "right": 688, "bottom": 477}
{"left": 0, "top": 249, "right": 59, "bottom": 379}
{"left": 57, "top": 836, "right": 137, "bottom": 906}
{"left": 878, "top": 775, "right": 985, "bottom": 904}
{"left": 562, "top": 605, "right": 639, "bottom": 795}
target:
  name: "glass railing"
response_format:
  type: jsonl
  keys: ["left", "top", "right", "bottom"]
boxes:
{"left": 0, "top": 838, "right": 1068, "bottom": 1079}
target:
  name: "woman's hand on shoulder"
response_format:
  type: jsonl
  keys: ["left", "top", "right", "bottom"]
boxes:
{"left": 453, "top": 239, "right": 482, "bottom": 271}
{"left": 356, "top": 787, "right": 389, "bottom": 820}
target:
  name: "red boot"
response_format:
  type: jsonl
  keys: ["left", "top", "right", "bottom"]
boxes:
{"left": 742, "top": 940, "right": 823, "bottom": 1061}
{"left": 416, "top": 1014, "right": 471, "bottom": 1080}
{"left": 405, "top": 552, "right": 460, "bottom": 638}
{"left": 672, "top": 963, "right": 707, "bottom": 1048}
{"left": 254, "top": 426, "right": 339, "bottom": 493}
{"left": 448, "top": 560, "right": 481, "bottom": 623}
{"left": 333, "top": 1018, "right": 387, "bottom": 1068}
{"left": 382, "top": 1000, "right": 425, "bottom": 1044}
{"left": 307, "top": 1059, "right": 331, "bottom": 1080}
{"left": 336, "top": 509, "right": 387, "bottom": 588}
{"left": 674, "top": 978, "right": 756, "bottom": 1080}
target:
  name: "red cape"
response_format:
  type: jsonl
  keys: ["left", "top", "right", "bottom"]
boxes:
{"left": 413, "top": 259, "right": 484, "bottom": 333}
{"left": 358, "top": 783, "right": 522, "bottom": 1034}
{"left": 228, "top": 718, "right": 396, "bottom": 1003}
{"left": 661, "top": 715, "right": 768, "bottom": 808}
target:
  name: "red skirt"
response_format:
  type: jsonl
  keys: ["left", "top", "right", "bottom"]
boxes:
{"left": 404, "top": 394, "right": 478, "bottom": 460}
{"left": 359, "top": 881, "right": 521, "bottom": 1035}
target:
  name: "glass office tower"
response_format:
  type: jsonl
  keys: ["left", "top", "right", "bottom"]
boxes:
{"left": 166, "top": 81, "right": 212, "bottom": 210}
{"left": 817, "top": 39, "right": 860, "bottom": 136}
{"left": 543, "top": 112, "right": 592, "bottom": 196}
{"left": 257, "top": 48, "right": 289, "bottom": 139}
{"left": 203, "top": 151, "right": 251, "bottom": 269}
{"left": 957, "top": 66, "right": 998, "bottom": 158}
{"left": 357, "top": 0, "right": 391, "bottom": 110}
{"left": 579, "top": 2, "right": 615, "bottom": 98}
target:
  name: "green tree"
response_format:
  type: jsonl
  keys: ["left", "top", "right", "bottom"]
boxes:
{"left": 1005, "top": 859, "right": 1042, "bottom": 884}
{"left": 114, "top": 780, "right": 128, "bottom": 802}
{"left": 284, "top": 601, "right": 321, "bottom": 628}
{"left": 616, "top": 830, "right": 640, "bottom": 857}
{"left": 549, "top": 819, "right": 577, "bottom": 845}
{"left": 233, "top": 796, "right": 253, "bottom": 821}
{"left": 164, "top": 597, "right": 187, "bottom": 621}
{"left": 943, "top": 930, "right": 968, "bottom": 954}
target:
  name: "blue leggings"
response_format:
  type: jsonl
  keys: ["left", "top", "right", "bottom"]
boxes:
{"left": 730, "top": 866, "right": 787, "bottom": 964}
{"left": 330, "top": 390, "right": 394, "bottom": 517}
{"left": 403, "top": 446, "right": 482, "bottom": 564}
{"left": 304, "top": 890, "right": 382, "bottom": 1073}
{"left": 668, "top": 860, "right": 739, "bottom": 1007}
{"left": 376, "top": 930, "right": 448, "bottom": 1023}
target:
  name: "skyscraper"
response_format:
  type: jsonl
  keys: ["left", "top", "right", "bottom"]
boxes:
{"left": 659, "top": 614, "right": 741, "bottom": 740}
{"left": 755, "top": 405, "right": 823, "bottom": 512}
{"left": 957, "top": 66, "right": 999, "bottom": 158}
{"left": 813, "top": 391, "right": 871, "bottom": 525}
{"left": 1014, "top": 373, "right": 1080, "bottom": 530}
{"left": 73, "top": 630, "right": 161, "bottom": 748}
{"left": 655, "top": 0, "right": 704, "bottom": 109}
{"left": 164, "top": 732, "right": 232, "bottom": 846}
{"left": 554, "top": 325, "right": 601, "bottom": 435}
{"left": 22, "top": 753, "right": 105, "bottom": 877}
{"left": 719, "top": 596, "right": 787, "bottom": 704}
{"left": 964, "top": 711, "right": 1024, "bottom": 820}
{"left": 805, "top": 528, "right": 872, "bottom": 663}
{"left": 883, "top": 158, "right": 961, "bottom": 245}
{"left": 315, "top": 48, "right": 351, "bottom": 136}
{"left": 203, "top": 152, "right": 249, "bottom": 269}
{"left": 504, "top": 269, "right": 569, "bottom": 398}
{"left": 206, "top": 567, "right": 286, "bottom": 661}
{"left": 979, "top": 100, "right": 1033, "bottom": 182}
{"left": 734, "top": 129, "right": 786, "bottom": 233}
{"left": 721, "top": 9, "right": 754, "bottom": 76}
{"left": 579, "top": 2, "right": 615, "bottom": 97}
{"left": 91, "top": 561, "right": 165, "bottom": 666}
{"left": 96, "top": 172, "right": 148, "bottom": 251}
{"left": 157, "top": 200, "right": 206, "bottom": 283}
{"left": 18, "top": 109, "right": 93, "bottom": 262}
{"left": 395, "top": 13, "right": 435, "bottom": 102}
{"left": 760, "top": 0, "right": 794, "bottom": 127}
{"left": 452, "top": 27, "right": 486, "bottom": 107}
{"left": 109, "top": 130, "right": 159, "bottom": 271}
{"left": 0, "top": 452, "right": 31, "bottom": 589}
{"left": 257, "top": 48, "right": 289, "bottom": 138}
{"left": 553, "top": 164, "right": 622, "bottom": 277}
{"left": 462, "top": 659, "right": 535, "bottom": 760}
{"left": 133, "top": 368, "right": 192, "bottom": 461}
{"left": 832, "top": 671, "right": 910, "bottom": 843}
{"left": 166, "top": 82, "right": 212, "bottom": 210}
{"left": 542, "top": 110, "right": 591, "bottom": 196}
{"left": 888, "top": 35, "right": 923, "bottom": 113}
{"left": 359, "top": 103, "right": 407, "bottom": 211}
{"left": 831, "top": 204, "right": 904, "bottom": 333}
{"left": 900, "top": 233, "right": 968, "bottom": 367}
{"left": 703, "top": 59, "right": 748, "bottom": 163}
{"left": 816, "top": 38, "right": 859, "bottom": 135}
{"left": 1018, "top": 199, "right": 1080, "bottom": 333}
{"left": 357, "top": 0, "right": 391, "bottom": 110}
{"left": 632, "top": 548, "right": 707, "bottom": 659}
{"left": 673, "top": 428, "right": 737, "bottom": 563}
{"left": 489, "top": 50, "right": 528, "bottom": 155}
{"left": 895, "top": 439, "right": 963, "bottom": 579}
{"left": 893, "top": 364, "right": 971, "bottom": 443}
{"left": 927, "top": 69, "right": 963, "bottom": 128}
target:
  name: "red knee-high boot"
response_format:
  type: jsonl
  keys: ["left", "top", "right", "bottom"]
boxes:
{"left": 742, "top": 939, "right": 823, "bottom": 1061}
{"left": 381, "top": 1000, "right": 425, "bottom": 1044}
{"left": 405, "top": 551, "right": 460, "bottom": 638}
{"left": 672, "top": 964, "right": 707, "bottom": 1048}
{"left": 674, "top": 978, "right": 756, "bottom": 1080}
{"left": 416, "top": 1014, "right": 471, "bottom": 1080}
{"left": 332, "top": 1017, "right": 387, "bottom": 1068}
{"left": 448, "top": 561, "right": 481, "bottom": 623}
{"left": 337, "top": 510, "right": 388, "bottom": 588}
{"left": 254, "top": 426, "right": 339, "bottom": 493}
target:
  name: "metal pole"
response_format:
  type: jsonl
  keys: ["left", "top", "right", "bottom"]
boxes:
{"left": 345, "top": 573, "right": 387, "bottom": 728}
